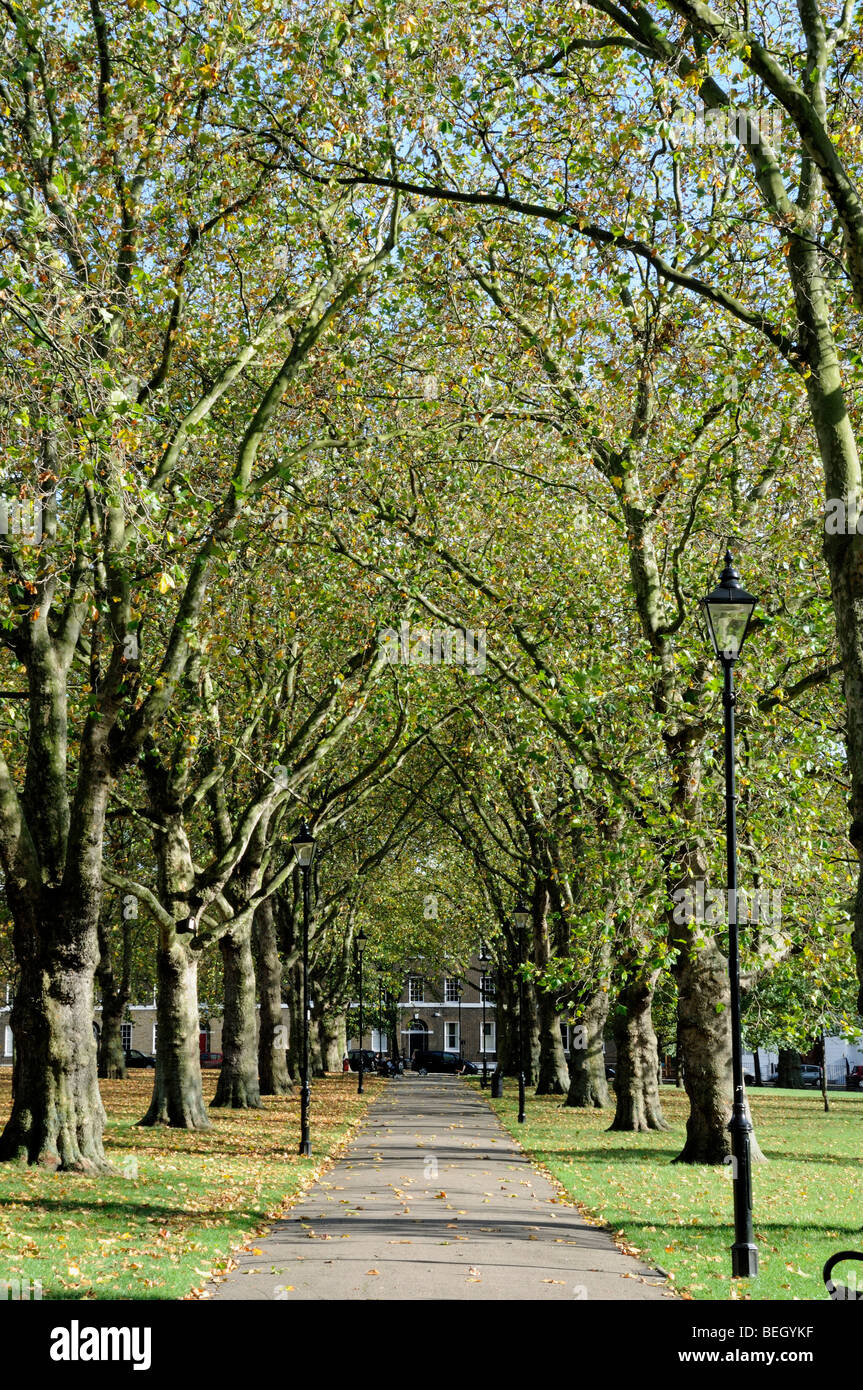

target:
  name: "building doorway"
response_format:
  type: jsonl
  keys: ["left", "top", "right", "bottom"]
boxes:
{"left": 407, "top": 1020, "right": 429, "bottom": 1056}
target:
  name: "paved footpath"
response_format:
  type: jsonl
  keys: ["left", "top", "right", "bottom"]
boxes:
{"left": 211, "top": 1075, "right": 673, "bottom": 1301}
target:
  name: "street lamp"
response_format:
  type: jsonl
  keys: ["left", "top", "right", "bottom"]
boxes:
{"left": 479, "top": 943, "right": 490, "bottom": 1089}
{"left": 291, "top": 821, "right": 316, "bottom": 1156}
{"left": 702, "top": 550, "right": 758, "bottom": 1280}
{"left": 376, "top": 963, "right": 384, "bottom": 1065}
{"left": 356, "top": 928, "right": 368, "bottom": 1093}
{"left": 513, "top": 896, "right": 530, "bottom": 1124}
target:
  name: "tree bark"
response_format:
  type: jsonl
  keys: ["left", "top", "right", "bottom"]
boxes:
{"left": 140, "top": 938, "right": 210, "bottom": 1129}
{"left": 534, "top": 990, "right": 570, "bottom": 1095}
{"left": 319, "top": 1013, "right": 345, "bottom": 1072}
{"left": 212, "top": 918, "right": 261, "bottom": 1109}
{"left": 0, "top": 920, "right": 109, "bottom": 1170}
{"left": 609, "top": 979, "right": 669, "bottom": 1132}
{"left": 96, "top": 908, "right": 133, "bottom": 1081}
{"left": 777, "top": 1047, "right": 803, "bottom": 1089}
{"left": 98, "top": 997, "right": 127, "bottom": 1082}
{"left": 253, "top": 900, "right": 291, "bottom": 1096}
{"left": 565, "top": 985, "right": 611, "bottom": 1108}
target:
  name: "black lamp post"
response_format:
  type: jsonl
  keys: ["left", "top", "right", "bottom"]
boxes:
{"left": 377, "top": 965, "right": 384, "bottom": 1064}
{"left": 479, "top": 943, "right": 490, "bottom": 1089}
{"left": 703, "top": 550, "right": 759, "bottom": 1280}
{"left": 291, "top": 821, "right": 316, "bottom": 1156}
{"left": 356, "top": 928, "right": 368, "bottom": 1094}
{"left": 513, "top": 897, "right": 530, "bottom": 1124}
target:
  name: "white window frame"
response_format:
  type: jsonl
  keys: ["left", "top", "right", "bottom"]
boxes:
{"left": 444, "top": 977, "right": 460, "bottom": 1003}
{"left": 3, "top": 1025, "right": 12, "bottom": 1057}
{"left": 120, "top": 1022, "right": 132, "bottom": 1051}
{"left": 408, "top": 976, "right": 423, "bottom": 1004}
{"left": 481, "top": 973, "right": 496, "bottom": 1001}
{"left": 480, "top": 1020, "right": 496, "bottom": 1053}
{"left": 152, "top": 1024, "right": 158, "bottom": 1053}
{"left": 444, "top": 1020, "right": 460, "bottom": 1052}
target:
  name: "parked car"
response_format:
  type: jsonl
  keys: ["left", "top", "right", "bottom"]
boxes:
{"left": 846, "top": 1064, "right": 863, "bottom": 1091}
{"left": 199, "top": 1051, "right": 223, "bottom": 1069}
{"left": 766, "top": 1063, "right": 822, "bottom": 1088}
{"left": 347, "top": 1049, "right": 377, "bottom": 1072}
{"left": 124, "top": 1048, "right": 155, "bottom": 1068}
{"left": 412, "top": 1050, "right": 472, "bottom": 1075}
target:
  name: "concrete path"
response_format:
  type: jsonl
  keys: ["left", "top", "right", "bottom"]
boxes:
{"left": 211, "top": 1075, "right": 673, "bottom": 1301}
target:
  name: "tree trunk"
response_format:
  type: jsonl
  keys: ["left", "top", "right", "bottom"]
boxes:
{"left": 673, "top": 940, "right": 734, "bottom": 1160}
{"left": 319, "top": 1013, "right": 344, "bottom": 1072}
{"left": 497, "top": 970, "right": 519, "bottom": 1077}
{"left": 98, "top": 998, "right": 127, "bottom": 1081}
{"left": 140, "top": 938, "right": 210, "bottom": 1129}
{"left": 565, "top": 985, "right": 610, "bottom": 1108}
{"left": 777, "top": 1047, "right": 803, "bottom": 1089}
{"left": 609, "top": 979, "right": 669, "bottom": 1132}
{"left": 0, "top": 922, "right": 109, "bottom": 1170}
{"left": 253, "top": 901, "right": 290, "bottom": 1096}
{"left": 212, "top": 919, "right": 261, "bottom": 1109}
{"left": 96, "top": 908, "right": 132, "bottom": 1081}
{"left": 535, "top": 990, "right": 570, "bottom": 1095}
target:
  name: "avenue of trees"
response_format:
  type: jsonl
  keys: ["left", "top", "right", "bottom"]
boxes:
{"left": 0, "top": 0, "right": 860, "bottom": 1172}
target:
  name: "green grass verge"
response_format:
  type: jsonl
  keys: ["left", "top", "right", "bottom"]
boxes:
{"left": 480, "top": 1081, "right": 863, "bottom": 1300}
{"left": 0, "top": 1070, "right": 380, "bottom": 1300}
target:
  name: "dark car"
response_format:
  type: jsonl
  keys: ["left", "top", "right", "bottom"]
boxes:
{"left": 412, "top": 1050, "right": 471, "bottom": 1075}
{"left": 347, "top": 1049, "right": 377, "bottom": 1072}
{"left": 124, "top": 1048, "right": 155, "bottom": 1068}
{"left": 847, "top": 1064, "right": 863, "bottom": 1091}
{"left": 200, "top": 1051, "right": 223, "bottom": 1069}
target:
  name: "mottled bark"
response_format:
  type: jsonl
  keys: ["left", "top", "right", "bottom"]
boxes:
{"left": 535, "top": 992, "right": 570, "bottom": 1094}
{"left": 0, "top": 922, "right": 108, "bottom": 1170}
{"left": 532, "top": 889, "right": 570, "bottom": 1095}
{"left": 565, "top": 986, "right": 611, "bottom": 1109}
{"left": 212, "top": 919, "right": 261, "bottom": 1109}
{"left": 609, "top": 980, "right": 669, "bottom": 1132}
{"left": 253, "top": 900, "right": 290, "bottom": 1096}
{"left": 140, "top": 938, "right": 209, "bottom": 1129}
{"left": 319, "top": 1013, "right": 344, "bottom": 1072}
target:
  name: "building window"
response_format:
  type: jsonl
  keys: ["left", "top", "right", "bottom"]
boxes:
{"left": 152, "top": 1025, "right": 158, "bottom": 1053}
{"left": 121, "top": 1023, "right": 132, "bottom": 1051}
{"left": 560, "top": 1022, "right": 570, "bottom": 1053}
{"left": 444, "top": 977, "right": 460, "bottom": 1003}
{"left": 3, "top": 1026, "right": 12, "bottom": 1057}
{"left": 481, "top": 1021, "right": 496, "bottom": 1053}
{"left": 445, "top": 1021, "right": 460, "bottom": 1052}
{"left": 408, "top": 976, "right": 423, "bottom": 1004}
{"left": 481, "top": 973, "right": 496, "bottom": 1001}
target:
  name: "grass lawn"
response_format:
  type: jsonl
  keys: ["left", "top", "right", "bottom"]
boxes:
{"left": 0, "top": 1069, "right": 380, "bottom": 1300}
{"left": 481, "top": 1082, "right": 863, "bottom": 1300}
